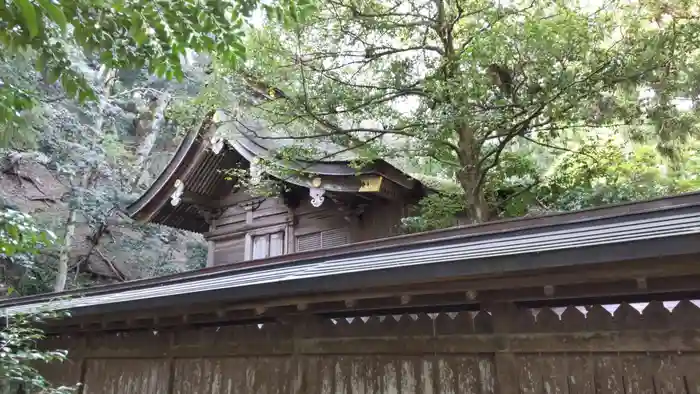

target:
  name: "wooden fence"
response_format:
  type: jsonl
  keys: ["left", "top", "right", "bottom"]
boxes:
{"left": 39, "top": 300, "right": 700, "bottom": 393}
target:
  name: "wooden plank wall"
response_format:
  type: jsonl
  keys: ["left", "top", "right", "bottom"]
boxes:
{"left": 208, "top": 194, "right": 409, "bottom": 266}
{"left": 40, "top": 300, "right": 700, "bottom": 393}
{"left": 210, "top": 196, "right": 353, "bottom": 265}
{"left": 209, "top": 196, "right": 291, "bottom": 264}
{"left": 352, "top": 199, "right": 407, "bottom": 242}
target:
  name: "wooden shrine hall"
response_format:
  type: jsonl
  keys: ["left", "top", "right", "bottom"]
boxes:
{"left": 128, "top": 109, "right": 427, "bottom": 266}
{"left": 3, "top": 110, "right": 700, "bottom": 392}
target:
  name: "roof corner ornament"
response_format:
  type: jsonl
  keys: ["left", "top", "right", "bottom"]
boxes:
{"left": 250, "top": 157, "right": 262, "bottom": 185}
{"left": 170, "top": 179, "right": 185, "bottom": 207}
{"left": 210, "top": 135, "right": 224, "bottom": 155}
{"left": 309, "top": 177, "right": 325, "bottom": 208}
{"left": 212, "top": 109, "right": 228, "bottom": 124}
{"left": 309, "top": 187, "right": 325, "bottom": 208}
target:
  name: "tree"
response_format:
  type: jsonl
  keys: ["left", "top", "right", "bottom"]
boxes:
{"left": 1, "top": 207, "right": 76, "bottom": 393}
{"left": 229, "top": 0, "right": 700, "bottom": 223}
{"left": 0, "top": 0, "right": 316, "bottom": 125}
{"left": 0, "top": 311, "right": 76, "bottom": 394}
{"left": 0, "top": 36, "right": 226, "bottom": 291}
{"left": 535, "top": 138, "right": 700, "bottom": 212}
{"left": 1, "top": 208, "right": 55, "bottom": 295}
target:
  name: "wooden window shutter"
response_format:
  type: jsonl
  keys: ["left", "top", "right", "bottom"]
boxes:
{"left": 296, "top": 228, "right": 350, "bottom": 252}
{"left": 297, "top": 232, "right": 322, "bottom": 252}
{"left": 322, "top": 228, "right": 349, "bottom": 248}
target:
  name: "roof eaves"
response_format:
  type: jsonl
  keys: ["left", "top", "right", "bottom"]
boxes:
{"left": 3, "top": 194, "right": 700, "bottom": 316}
{"left": 127, "top": 110, "right": 218, "bottom": 219}
{"left": 6, "top": 191, "right": 699, "bottom": 310}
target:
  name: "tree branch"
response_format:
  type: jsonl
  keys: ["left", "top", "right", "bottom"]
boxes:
{"left": 520, "top": 135, "right": 599, "bottom": 161}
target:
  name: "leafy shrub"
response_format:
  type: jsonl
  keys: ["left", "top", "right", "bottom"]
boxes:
{"left": 0, "top": 209, "right": 77, "bottom": 393}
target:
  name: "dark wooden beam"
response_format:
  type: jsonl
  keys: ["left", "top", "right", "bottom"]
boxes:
{"left": 181, "top": 190, "right": 215, "bottom": 207}
{"left": 41, "top": 271, "right": 700, "bottom": 334}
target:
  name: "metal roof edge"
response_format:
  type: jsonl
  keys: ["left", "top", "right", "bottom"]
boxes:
{"left": 2, "top": 191, "right": 700, "bottom": 311}
{"left": 4, "top": 212, "right": 700, "bottom": 317}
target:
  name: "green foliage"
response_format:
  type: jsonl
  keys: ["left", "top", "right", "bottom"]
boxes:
{"left": 401, "top": 190, "right": 466, "bottom": 233}
{"left": 0, "top": 209, "right": 56, "bottom": 295}
{"left": 537, "top": 140, "right": 700, "bottom": 212}
{"left": 185, "top": 241, "right": 208, "bottom": 270}
{"left": 0, "top": 53, "right": 46, "bottom": 148}
{"left": 167, "top": 73, "right": 234, "bottom": 130}
{"left": 232, "top": 0, "right": 700, "bottom": 222}
{"left": 0, "top": 209, "right": 54, "bottom": 257}
{"left": 0, "top": 209, "right": 75, "bottom": 393}
{"left": 0, "top": 0, "right": 313, "bottom": 126}
{"left": 0, "top": 311, "right": 76, "bottom": 394}
{"left": 221, "top": 164, "right": 291, "bottom": 198}
{"left": 402, "top": 133, "right": 700, "bottom": 229}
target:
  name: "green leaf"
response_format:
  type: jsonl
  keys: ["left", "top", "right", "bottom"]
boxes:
{"left": 37, "top": 0, "right": 67, "bottom": 32}
{"left": 73, "top": 24, "right": 87, "bottom": 46}
{"left": 288, "top": 0, "right": 297, "bottom": 22}
{"left": 128, "top": 12, "right": 143, "bottom": 39}
{"left": 298, "top": 4, "right": 316, "bottom": 22}
{"left": 173, "top": 67, "right": 185, "bottom": 82}
{"left": 274, "top": 6, "right": 283, "bottom": 22}
{"left": 99, "top": 50, "right": 112, "bottom": 63}
{"left": 45, "top": 68, "right": 59, "bottom": 84}
{"left": 153, "top": 62, "right": 167, "bottom": 77}
{"left": 16, "top": 0, "right": 40, "bottom": 38}
{"left": 231, "top": 41, "right": 246, "bottom": 56}
{"left": 62, "top": 77, "right": 77, "bottom": 98}
{"left": 34, "top": 52, "right": 49, "bottom": 72}
{"left": 77, "top": 88, "right": 90, "bottom": 103}
{"left": 200, "top": 35, "right": 215, "bottom": 51}
{"left": 133, "top": 28, "right": 148, "bottom": 46}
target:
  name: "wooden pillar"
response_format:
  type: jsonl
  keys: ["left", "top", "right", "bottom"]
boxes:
{"left": 284, "top": 315, "right": 312, "bottom": 394}
{"left": 206, "top": 212, "right": 217, "bottom": 267}
{"left": 488, "top": 302, "right": 520, "bottom": 394}
{"left": 166, "top": 331, "right": 177, "bottom": 394}
{"left": 206, "top": 240, "right": 215, "bottom": 267}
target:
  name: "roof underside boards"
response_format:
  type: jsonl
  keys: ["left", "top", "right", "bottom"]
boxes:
{"left": 130, "top": 133, "right": 241, "bottom": 233}
{"left": 150, "top": 203, "right": 210, "bottom": 233}
{"left": 127, "top": 114, "right": 209, "bottom": 219}
{"left": 3, "top": 201, "right": 700, "bottom": 317}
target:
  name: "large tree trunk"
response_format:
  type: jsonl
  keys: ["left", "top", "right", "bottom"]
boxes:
{"left": 94, "top": 67, "right": 116, "bottom": 134}
{"left": 53, "top": 208, "right": 76, "bottom": 292}
{"left": 430, "top": 0, "right": 489, "bottom": 223}
{"left": 456, "top": 125, "right": 489, "bottom": 223}
{"left": 132, "top": 92, "right": 171, "bottom": 189}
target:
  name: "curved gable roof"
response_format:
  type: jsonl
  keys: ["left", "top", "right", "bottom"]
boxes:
{"left": 127, "top": 110, "right": 425, "bottom": 233}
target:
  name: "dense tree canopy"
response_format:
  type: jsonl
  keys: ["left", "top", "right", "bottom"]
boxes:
{"left": 0, "top": 0, "right": 314, "bottom": 125}
{"left": 228, "top": 0, "right": 700, "bottom": 223}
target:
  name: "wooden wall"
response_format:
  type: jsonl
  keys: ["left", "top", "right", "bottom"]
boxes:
{"left": 206, "top": 191, "right": 411, "bottom": 266}
{"left": 208, "top": 194, "right": 293, "bottom": 265}
{"left": 41, "top": 300, "right": 700, "bottom": 393}
{"left": 352, "top": 198, "right": 408, "bottom": 242}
